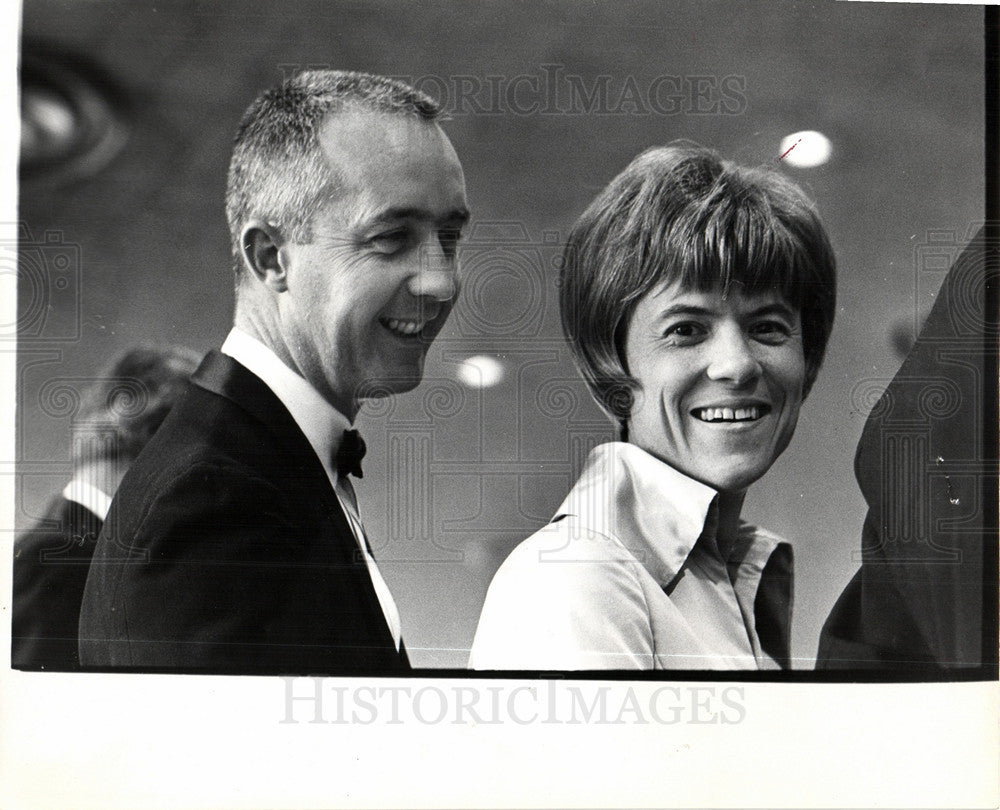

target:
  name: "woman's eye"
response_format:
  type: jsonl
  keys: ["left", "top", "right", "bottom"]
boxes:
{"left": 663, "top": 321, "right": 706, "bottom": 341}
{"left": 751, "top": 320, "right": 791, "bottom": 342}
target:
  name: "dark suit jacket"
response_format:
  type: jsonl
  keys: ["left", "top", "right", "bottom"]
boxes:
{"left": 78, "top": 351, "right": 410, "bottom": 674}
{"left": 12, "top": 496, "right": 103, "bottom": 670}
{"left": 816, "top": 228, "right": 991, "bottom": 671}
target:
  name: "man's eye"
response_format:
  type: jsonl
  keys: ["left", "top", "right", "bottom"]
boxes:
{"left": 439, "top": 227, "right": 463, "bottom": 258}
{"left": 370, "top": 230, "right": 410, "bottom": 254}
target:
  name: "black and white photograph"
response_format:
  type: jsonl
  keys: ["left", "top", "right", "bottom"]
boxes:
{"left": 2, "top": 0, "right": 997, "bottom": 807}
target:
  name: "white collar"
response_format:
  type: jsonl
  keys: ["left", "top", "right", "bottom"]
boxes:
{"left": 221, "top": 327, "right": 351, "bottom": 487}
{"left": 62, "top": 478, "right": 113, "bottom": 521}
{"left": 555, "top": 442, "right": 782, "bottom": 587}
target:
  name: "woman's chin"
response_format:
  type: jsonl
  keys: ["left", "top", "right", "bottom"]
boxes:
{"left": 689, "top": 460, "right": 770, "bottom": 495}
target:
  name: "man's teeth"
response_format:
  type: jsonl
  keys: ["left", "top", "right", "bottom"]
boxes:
{"left": 384, "top": 318, "right": 424, "bottom": 336}
{"left": 695, "top": 406, "right": 762, "bottom": 422}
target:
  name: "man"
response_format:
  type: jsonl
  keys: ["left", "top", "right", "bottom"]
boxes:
{"left": 79, "top": 70, "right": 469, "bottom": 673}
{"left": 12, "top": 346, "right": 199, "bottom": 670}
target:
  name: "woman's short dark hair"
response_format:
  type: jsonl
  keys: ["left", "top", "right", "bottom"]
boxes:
{"left": 559, "top": 142, "right": 837, "bottom": 427}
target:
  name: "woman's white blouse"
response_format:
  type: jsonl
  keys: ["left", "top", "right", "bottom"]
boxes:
{"left": 469, "top": 442, "right": 793, "bottom": 670}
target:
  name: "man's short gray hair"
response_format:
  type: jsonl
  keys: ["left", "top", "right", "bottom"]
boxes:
{"left": 225, "top": 70, "right": 442, "bottom": 288}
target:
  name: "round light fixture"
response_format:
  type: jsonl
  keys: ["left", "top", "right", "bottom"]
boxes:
{"left": 778, "top": 130, "right": 832, "bottom": 168}
{"left": 456, "top": 355, "right": 505, "bottom": 389}
{"left": 20, "top": 44, "right": 129, "bottom": 187}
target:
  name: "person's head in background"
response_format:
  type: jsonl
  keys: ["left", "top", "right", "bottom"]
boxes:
{"left": 560, "top": 141, "right": 836, "bottom": 500}
{"left": 225, "top": 70, "right": 470, "bottom": 421}
{"left": 70, "top": 345, "right": 201, "bottom": 497}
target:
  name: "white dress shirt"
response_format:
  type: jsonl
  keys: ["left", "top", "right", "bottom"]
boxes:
{"left": 469, "top": 442, "right": 793, "bottom": 670}
{"left": 221, "top": 327, "right": 402, "bottom": 650}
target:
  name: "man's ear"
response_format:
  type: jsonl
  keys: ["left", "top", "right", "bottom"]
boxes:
{"left": 240, "top": 219, "right": 289, "bottom": 293}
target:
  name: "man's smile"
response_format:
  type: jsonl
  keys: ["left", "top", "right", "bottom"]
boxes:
{"left": 380, "top": 316, "right": 430, "bottom": 337}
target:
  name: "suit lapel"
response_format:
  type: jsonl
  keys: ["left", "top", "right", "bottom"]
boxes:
{"left": 189, "top": 350, "right": 406, "bottom": 667}
{"left": 191, "top": 352, "right": 330, "bottom": 483}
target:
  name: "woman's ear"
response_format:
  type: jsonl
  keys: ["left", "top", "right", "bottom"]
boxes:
{"left": 239, "top": 219, "right": 288, "bottom": 293}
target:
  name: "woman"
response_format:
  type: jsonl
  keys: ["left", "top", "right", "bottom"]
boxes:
{"left": 469, "top": 143, "right": 836, "bottom": 670}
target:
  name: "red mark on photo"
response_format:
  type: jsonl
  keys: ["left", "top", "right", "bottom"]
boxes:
{"left": 777, "top": 139, "right": 801, "bottom": 162}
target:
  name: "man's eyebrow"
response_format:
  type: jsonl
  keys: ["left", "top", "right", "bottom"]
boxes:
{"left": 360, "top": 206, "right": 471, "bottom": 229}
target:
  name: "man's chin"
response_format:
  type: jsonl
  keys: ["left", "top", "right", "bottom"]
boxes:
{"left": 355, "top": 370, "right": 424, "bottom": 400}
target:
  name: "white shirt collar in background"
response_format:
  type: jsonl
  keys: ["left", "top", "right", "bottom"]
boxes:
{"left": 62, "top": 479, "right": 113, "bottom": 521}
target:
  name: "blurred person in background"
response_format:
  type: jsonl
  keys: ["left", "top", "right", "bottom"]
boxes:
{"left": 12, "top": 345, "right": 200, "bottom": 670}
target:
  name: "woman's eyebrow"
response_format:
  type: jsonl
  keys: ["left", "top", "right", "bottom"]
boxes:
{"left": 746, "top": 301, "right": 797, "bottom": 319}
{"left": 650, "top": 301, "right": 798, "bottom": 325}
{"left": 654, "top": 304, "right": 717, "bottom": 321}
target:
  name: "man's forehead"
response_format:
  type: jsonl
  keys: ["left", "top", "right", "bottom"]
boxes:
{"left": 310, "top": 109, "right": 467, "bottom": 231}
{"left": 317, "top": 106, "right": 447, "bottom": 161}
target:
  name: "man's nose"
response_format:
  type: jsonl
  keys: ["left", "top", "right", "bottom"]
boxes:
{"left": 705, "top": 327, "right": 763, "bottom": 386}
{"left": 408, "top": 242, "right": 459, "bottom": 302}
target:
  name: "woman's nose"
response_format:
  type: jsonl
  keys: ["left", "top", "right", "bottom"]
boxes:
{"left": 705, "top": 328, "right": 763, "bottom": 386}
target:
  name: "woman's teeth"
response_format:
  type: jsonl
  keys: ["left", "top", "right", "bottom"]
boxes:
{"left": 694, "top": 406, "right": 762, "bottom": 422}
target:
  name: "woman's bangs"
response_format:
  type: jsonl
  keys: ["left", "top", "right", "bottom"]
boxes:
{"left": 667, "top": 199, "right": 808, "bottom": 307}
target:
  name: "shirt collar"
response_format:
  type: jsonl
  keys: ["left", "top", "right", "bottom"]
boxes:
{"left": 221, "top": 327, "right": 351, "bottom": 487}
{"left": 555, "top": 442, "right": 776, "bottom": 587}
{"left": 62, "top": 478, "right": 113, "bottom": 521}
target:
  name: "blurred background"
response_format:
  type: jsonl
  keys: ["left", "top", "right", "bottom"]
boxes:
{"left": 14, "top": 0, "right": 984, "bottom": 669}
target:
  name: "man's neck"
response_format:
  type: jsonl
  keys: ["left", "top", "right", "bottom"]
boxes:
{"left": 232, "top": 312, "right": 358, "bottom": 421}
{"left": 233, "top": 312, "right": 287, "bottom": 365}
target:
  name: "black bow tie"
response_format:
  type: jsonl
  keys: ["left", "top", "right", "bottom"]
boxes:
{"left": 334, "top": 429, "right": 366, "bottom": 479}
